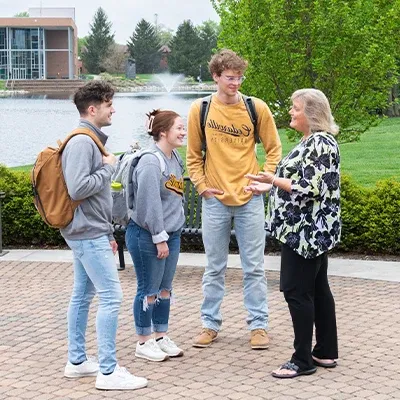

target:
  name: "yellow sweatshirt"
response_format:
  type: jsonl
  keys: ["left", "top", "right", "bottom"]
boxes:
{"left": 187, "top": 94, "right": 282, "bottom": 206}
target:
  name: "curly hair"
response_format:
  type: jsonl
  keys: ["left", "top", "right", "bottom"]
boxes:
{"left": 208, "top": 48, "right": 248, "bottom": 77}
{"left": 73, "top": 81, "right": 115, "bottom": 115}
{"left": 146, "top": 109, "right": 180, "bottom": 141}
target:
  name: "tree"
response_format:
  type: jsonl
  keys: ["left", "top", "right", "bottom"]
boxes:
{"left": 212, "top": 0, "right": 400, "bottom": 140}
{"left": 81, "top": 7, "right": 115, "bottom": 74}
{"left": 157, "top": 24, "right": 174, "bottom": 47}
{"left": 14, "top": 11, "right": 29, "bottom": 17}
{"left": 77, "top": 37, "right": 87, "bottom": 58}
{"left": 197, "top": 20, "right": 220, "bottom": 81}
{"left": 102, "top": 43, "right": 129, "bottom": 74}
{"left": 127, "top": 19, "right": 161, "bottom": 74}
{"left": 169, "top": 20, "right": 203, "bottom": 78}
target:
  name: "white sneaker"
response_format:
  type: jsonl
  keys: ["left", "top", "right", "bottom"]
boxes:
{"left": 64, "top": 356, "right": 99, "bottom": 378}
{"left": 135, "top": 338, "right": 169, "bottom": 362}
{"left": 95, "top": 364, "right": 148, "bottom": 390}
{"left": 157, "top": 336, "right": 184, "bottom": 357}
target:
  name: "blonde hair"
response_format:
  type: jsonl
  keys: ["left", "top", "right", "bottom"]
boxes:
{"left": 291, "top": 89, "right": 339, "bottom": 135}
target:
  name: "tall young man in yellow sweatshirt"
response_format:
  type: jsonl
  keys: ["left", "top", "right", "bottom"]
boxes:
{"left": 187, "top": 49, "right": 282, "bottom": 349}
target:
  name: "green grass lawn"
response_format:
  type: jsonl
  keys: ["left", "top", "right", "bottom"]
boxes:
{"left": 254, "top": 118, "right": 400, "bottom": 187}
{"left": 79, "top": 74, "right": 95, "bottom": 80}
{"left": 339, "top": 118, "right": 400, "bottom": 186}
{"left": 136, "top": 74, "right": 153, "bottom": 82}
{"left": 9, "top": 118, "right": 400, "bottom": 187}
{"left": 105, "top": 73, "right": 154, "bottom": 84}
{"left": 105, "top": 73, "right": 210, "bottom": 85}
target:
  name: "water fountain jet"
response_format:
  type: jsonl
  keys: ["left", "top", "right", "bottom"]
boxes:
{"left": 154, "top": 73, "right": 184, "bottom": 92}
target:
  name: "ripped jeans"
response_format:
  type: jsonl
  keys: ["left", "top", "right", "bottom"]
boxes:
{"left": 126, "top": 220, "right": 181, "bottom": 336}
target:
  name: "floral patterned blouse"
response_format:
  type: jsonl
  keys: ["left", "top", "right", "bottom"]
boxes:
{"left": 266, "top": 131, "right": 341, "bottom": 259}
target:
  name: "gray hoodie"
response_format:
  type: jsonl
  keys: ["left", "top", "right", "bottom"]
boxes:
{"left": 130, "top": 143, "right": 185, "bottom": 243}
{"left": 60, "top": 120, "right": 116, "bottom": 241}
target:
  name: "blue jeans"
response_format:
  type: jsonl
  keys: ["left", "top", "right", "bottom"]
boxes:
{"left": 65, "top": 235, "right": 123, "bottom": 375}
{"left": 126, "top": 220, "right": 181, "bottom": 336}
{"left": 201, "top": 195, "right": 268, "bottom": 331}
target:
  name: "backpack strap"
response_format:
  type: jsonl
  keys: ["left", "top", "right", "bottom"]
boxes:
{"left": 141, "top": 149, "right": 184, "bottom": 175}
{"left": 134, "top": 149, "right": 167, "bottom": 174}
{"left": 126, "top": 150, "right": 167, "bottom": 211}
{"left": 242, "top": 95, "right": 260, "bottom": 143}
{"left": 58, "top": 128, "right": 108, "bottom": 155}
{"left": 172, "top": 149, "right": 185, "bottom": 174}
{"left": 152, "top": 151, "right": 166, "bottom": 174}
{"left": 200, "top": 95, "right": 212, "bottom": 153}
{"left": 199, "top": 94, "right": 260, "bottom": 153}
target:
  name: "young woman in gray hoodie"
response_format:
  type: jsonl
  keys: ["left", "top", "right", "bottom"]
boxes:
{"left": 126, "top": 109, "right": 186, "bottom": 362}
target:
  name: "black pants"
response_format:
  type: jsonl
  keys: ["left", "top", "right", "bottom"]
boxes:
{"left": 280, "top": 244, "right": 338, "bottom": 370}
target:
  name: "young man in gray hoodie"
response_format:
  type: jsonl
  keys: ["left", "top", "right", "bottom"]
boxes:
{"left": 61, "top": 81, "right": 147, "bottom": 391}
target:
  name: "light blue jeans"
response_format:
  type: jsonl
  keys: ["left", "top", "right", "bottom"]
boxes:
{"left": 65, "top": 235, "right": 123, "bottom": 375}
{"left": 201, "top": 195, "right": 268, "bottom": 331}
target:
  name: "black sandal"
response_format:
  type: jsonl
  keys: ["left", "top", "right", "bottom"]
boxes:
{"left": 272, "top": 361, "right": 317, "bottom": 379}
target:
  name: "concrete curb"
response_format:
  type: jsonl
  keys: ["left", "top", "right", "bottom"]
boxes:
{"left": 2, "top": 249, "right": 400, "bottom": 282}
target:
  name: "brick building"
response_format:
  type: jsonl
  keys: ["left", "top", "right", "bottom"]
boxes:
{"left": 0, "top": 7, "right": 78, "bottom": 80}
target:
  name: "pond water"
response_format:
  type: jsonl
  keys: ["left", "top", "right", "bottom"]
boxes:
{"left": 0, "top": 92, "right": 209, "bottom": 167}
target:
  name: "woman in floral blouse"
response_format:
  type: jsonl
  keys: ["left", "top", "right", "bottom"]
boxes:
{"left": 245, "top": 88, "right": 340, "bottom": 378}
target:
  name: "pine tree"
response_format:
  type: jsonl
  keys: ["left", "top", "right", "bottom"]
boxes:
{"left": 82, "top": 8, "right": 115, "bottom": 74}
{"left": 127, "top": 19, "right": 161, "bottom": 74}
{"left": 168, "top": 20, "right": 203, "bottom": 78}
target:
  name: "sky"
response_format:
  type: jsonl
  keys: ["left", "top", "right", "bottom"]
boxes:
{"left": 0, "top": 0, "right": 220, "bottom": 43}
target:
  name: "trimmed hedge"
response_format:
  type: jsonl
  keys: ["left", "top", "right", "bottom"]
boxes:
{"left": 1, "top": 165, "right": 399, "bottom": 254}
{"left": 340, "top": 175, "right": 400, "bottom": 253}
{"left": 0, "top": 166, "right": 65, "bottom": 246}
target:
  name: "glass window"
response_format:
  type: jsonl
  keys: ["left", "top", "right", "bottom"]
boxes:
{"left": 31, "top": 30, "right": 39, "bottom": 49}
{"left": 8, "top": 28, "right": 45, "bottom": 79}
{"left": 0, "top": 28, "right": 7, "bottom": 50}
{"left": 0, "top": 50, "right": 8, "bottom": 79}
{"left": 12, "top": 29, "right": 27, "bottom": 49}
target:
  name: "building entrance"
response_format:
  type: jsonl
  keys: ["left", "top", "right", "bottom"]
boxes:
{"left": 12, "top": 68, "right": 27, "bottom": 80}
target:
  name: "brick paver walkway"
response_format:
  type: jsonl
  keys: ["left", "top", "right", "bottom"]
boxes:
{"left": 0, "top": 260, "right": 399, "bottom": 400}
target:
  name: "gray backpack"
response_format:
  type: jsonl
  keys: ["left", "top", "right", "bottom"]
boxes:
{"left": 111, "top": 144, "right": 166, "bottom": 226}
{"left": 111, "top": 145, "right": 183, "bottom": 226}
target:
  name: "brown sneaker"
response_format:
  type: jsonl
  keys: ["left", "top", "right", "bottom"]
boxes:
{"left": 192, "top": 328, "right": 218, "bottom": 348}
{"left": 250, "top": 329, "right": 270, "bottom": 349}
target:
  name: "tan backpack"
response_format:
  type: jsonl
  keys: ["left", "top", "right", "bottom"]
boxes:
{"left": 31, "top": 128, "right": 108, "bottom": 229}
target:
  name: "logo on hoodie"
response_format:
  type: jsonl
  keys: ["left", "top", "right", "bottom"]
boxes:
{"left": 207, "top": 119, "right": 252, "bottom": 138}
{"left": 165, "top": 174, "right": 184, "bottom": 196}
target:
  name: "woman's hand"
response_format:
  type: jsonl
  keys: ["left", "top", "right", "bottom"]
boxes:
{"left": 156, "top": 241, "right": 169, "bottom": 259}
{"left": 244, "top": 181, "right": 272, "bottom": 195}
{"left": 245, "top": 172, "right": 275, "bottom": 184}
